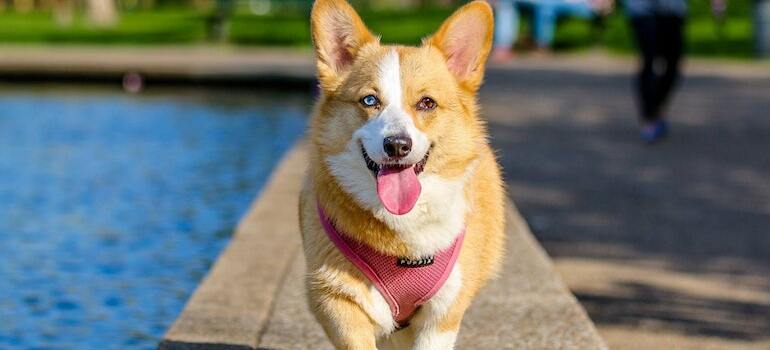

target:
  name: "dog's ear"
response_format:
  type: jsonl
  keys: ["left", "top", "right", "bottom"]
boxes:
{"left": 427, "top": 1, "right": 494, "bottom": 92}
{"left": 311, "top": 0, "right": 376, "bottom": 91}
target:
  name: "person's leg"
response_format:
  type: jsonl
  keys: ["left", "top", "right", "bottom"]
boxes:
{"left": 492, "top": 0, "right": 518, "bottom": 62}
{"left": 652, "top": 14, "right": 684, "bottom": 118}
{"left": 531, "top": 0, "right": 594, "bottom": 49}
{"left": 532, "top": 3, "right": 558, "bottom": 48}
{"left": 554, "top": 0, "right": 594, "bottom": 19}
{"left": 493, "top": 0, "right": 517, "bottom": 48}
{"left": 630, "top": 15, "right": 658, "bottom": 122}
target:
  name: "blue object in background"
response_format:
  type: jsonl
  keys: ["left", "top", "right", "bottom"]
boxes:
{"left": 757, "top": 0, "right": 770, "bottom": 57}
{"left": 0, "top": 87, "right": 309, "bottom": 350}
{"left": 493, "top": 0, "right": 594, "bottom": 49}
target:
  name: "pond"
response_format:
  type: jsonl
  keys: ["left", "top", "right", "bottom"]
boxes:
{"left": 0, "top": 85, "right": 310, "bottom": 350}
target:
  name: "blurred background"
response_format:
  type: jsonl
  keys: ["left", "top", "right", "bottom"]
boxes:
{"left": 0, "top": 1, "right": 768, "bottom": 350}
{"left": 0, "top": 0, "right": 764, "bottom": 57}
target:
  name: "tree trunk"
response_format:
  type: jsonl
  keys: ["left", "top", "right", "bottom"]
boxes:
{"left": 87, "top": 0, "right": 118, "bottom": 27}
{"left": 13, "top": 0, "right": 35, "bottom": 13}
{"left": 53, "top": 0, "right": 75, "bottom": 27}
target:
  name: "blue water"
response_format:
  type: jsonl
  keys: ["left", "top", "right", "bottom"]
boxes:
{"left": 0, "top": 87, "right": 309, "bottom": 350}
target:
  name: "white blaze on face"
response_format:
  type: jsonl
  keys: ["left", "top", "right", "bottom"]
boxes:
{"left": 354, "top": 49, "right": 430, "bottom": 165}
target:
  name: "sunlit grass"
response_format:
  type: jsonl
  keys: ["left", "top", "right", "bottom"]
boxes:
{"left": 0, "top": 10, "right": 206, "bottom": 44}
{"left": 0, "top": 5, "right": 757, "bottom": 58}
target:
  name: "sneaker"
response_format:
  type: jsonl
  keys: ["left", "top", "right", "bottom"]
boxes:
{"left": 640, "top": 120, "right": 668, "bottom": 144}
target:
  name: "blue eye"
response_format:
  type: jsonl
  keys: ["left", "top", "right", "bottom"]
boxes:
{"left": 361, "top": 95, "right": 379, "bottom": 107}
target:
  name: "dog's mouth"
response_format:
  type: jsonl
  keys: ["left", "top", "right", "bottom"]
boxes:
{"left": 361, "top": 145, "right": 430, "bottom": 216}
{"left": 361, "top": 145, "right": 430, "bottom": 177}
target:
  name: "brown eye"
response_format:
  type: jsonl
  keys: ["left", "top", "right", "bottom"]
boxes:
{"left": 417, "top": 97, "right": 437, "bottom": 111}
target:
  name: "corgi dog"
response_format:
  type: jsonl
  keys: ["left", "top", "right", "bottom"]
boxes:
{"left": 298, "top": 0, "right": 505, "bottom": 349}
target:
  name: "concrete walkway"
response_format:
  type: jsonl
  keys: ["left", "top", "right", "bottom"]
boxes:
{"left": 159, "top": 142, "right": 606, "bottom": 350}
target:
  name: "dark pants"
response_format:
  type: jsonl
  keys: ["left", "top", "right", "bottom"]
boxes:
{"left": 630, "top": 15, "right": 684, "bottom": 122}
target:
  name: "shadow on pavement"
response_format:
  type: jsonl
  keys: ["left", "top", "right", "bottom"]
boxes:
{"left": 576, "top": 281, "right": 770, "bottom": 341}
{"left": 481, "top": 67, "right": 770, "bottom": 340}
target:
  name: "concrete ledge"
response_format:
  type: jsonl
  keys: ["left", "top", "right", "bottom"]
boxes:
{"left": 159, "top": 141, "right": 606, "bottom": 349}
{"left": 0, "top": 46, "right": 316, "bottom": 86}
{"left": 2, "top": 47, "right": 768, "bottom": 87}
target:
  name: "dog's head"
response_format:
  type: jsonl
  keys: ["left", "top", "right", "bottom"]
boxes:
{"left": 310, "top": 0, "right": 493, "bottom": 217}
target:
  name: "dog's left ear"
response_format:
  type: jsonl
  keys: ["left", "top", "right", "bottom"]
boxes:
{"left": 427, "top": 1, "right": 494, "bottom": 92}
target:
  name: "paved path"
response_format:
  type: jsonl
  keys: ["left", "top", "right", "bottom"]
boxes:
{"left": 481, "top": 55, "right": 770, "bottom": 349}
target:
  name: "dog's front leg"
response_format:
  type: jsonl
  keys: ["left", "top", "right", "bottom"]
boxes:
{"left": 410, "top": 266, "right": 468, "bottom": 350}
{"left": 309, "top": 290, "right": 378, "bottom": 350}
{"left": 408, "top": 301, "right": 464, "bottom": 350}
{"left": 411, "top": 326, "right": 459, "bottom": 350}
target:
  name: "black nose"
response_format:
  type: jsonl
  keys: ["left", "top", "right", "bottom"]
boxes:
{"left": 383, "top": 135, "right": 412, "bottom": 158}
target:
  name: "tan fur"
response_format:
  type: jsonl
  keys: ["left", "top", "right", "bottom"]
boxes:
{"left": 300, "top": 1, "right": 504, "bottom": 348}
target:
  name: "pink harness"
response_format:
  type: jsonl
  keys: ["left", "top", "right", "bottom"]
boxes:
{"left": 317, "top": 204, "right": 465, "bottom": 326}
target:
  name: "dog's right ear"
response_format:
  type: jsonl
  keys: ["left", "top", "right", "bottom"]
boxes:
{"left": 311, "top": 0, "right": 375, "bottom": 91}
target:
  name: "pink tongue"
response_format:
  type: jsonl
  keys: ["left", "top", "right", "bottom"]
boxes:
{"left": 376, "top": 166, "right": 422, "bottom": 215}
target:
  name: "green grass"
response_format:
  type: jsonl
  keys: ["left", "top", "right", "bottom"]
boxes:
{"left": 548, "top": 12, "right": 754, "bottom": 58}
{"left": 229, "top": 13, "right": 309, "bottom": 45}
{"left": 228, "top": 8, "right": 454, "bottom": 46}
{"left": 0, "top": 10, "right": 207, "bottom": 44}
{"left": 686, "top": 17, "right": 753, "bottom": 57}
{"left": 0, "top": 3, "right": 757, "bottom": 58}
